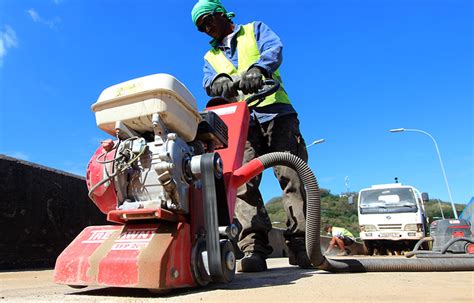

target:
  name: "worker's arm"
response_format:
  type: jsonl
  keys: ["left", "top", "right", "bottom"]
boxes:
{"left": 203, "top": 59, "right": 218, "bottom": 96}
{"left": 251, "top": 21, "right": 283, "bottom": 77}
{"left": 202, "top": 21, "right": 284, "bottom": 94}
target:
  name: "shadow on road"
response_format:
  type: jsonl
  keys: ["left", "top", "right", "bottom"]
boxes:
{"left": 68, "top": 266, "right": 316, "bottom": 298}
{"left": 209, "top": 266, "right": 316, "bottom": 290}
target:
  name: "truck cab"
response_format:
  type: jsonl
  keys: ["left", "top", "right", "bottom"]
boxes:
{"left": 358, "top": 183, "right": 429, "bottom": 255}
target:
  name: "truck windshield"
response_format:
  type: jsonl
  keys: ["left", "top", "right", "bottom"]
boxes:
{"left": 359, "top": 187, "right": 418, "bottom": 214}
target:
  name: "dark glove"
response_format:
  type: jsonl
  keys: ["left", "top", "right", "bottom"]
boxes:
{"left": 239, "top": 67, "right": 264, "bottom": 94}
{"left": 208, "top": 76, "right": 238, "bottom": 98}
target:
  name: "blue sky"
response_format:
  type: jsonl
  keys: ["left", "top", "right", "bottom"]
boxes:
{"left": 1, "top": 0, "right": 472, "bottom": 205}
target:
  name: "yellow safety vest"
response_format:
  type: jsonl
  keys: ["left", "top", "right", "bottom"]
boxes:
{"left": 333, "top": 227, "right": 355, "bottom": 239}
{"left": 204, "top": 22, "right": 291, "bottom": 107}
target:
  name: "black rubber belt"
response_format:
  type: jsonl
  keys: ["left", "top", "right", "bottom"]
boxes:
{"left": 200, "top": 153, "right": 224, "bottom": 282}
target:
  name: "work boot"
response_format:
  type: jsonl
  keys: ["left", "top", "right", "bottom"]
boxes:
{"left": 287, "top": 237, "right": 313, "bottom": 269}
{"left": 288, "top": 250, "right": 313, "bottom": 269}
{"left": 237, "top": 252, "right": 267, "bottom": 272}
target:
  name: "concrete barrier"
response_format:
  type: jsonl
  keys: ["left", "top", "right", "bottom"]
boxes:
{"left": 0, "top": 155, "right": 108, "bottom": 270}
{"left": 0, "top": 154, "right": 365, "bottom": 269}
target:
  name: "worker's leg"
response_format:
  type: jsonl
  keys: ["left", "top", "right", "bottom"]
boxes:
{"left": 334, "top": 237, "right": 346, "bottom": 251}
{"left": 342, "top": 237, "right": 354, "bottom": 254}
{"left": 234, "top": 123, "right": 272, "bottom": 271}
{"left": 264, "top": 114, "right": 310, "bottom": 267}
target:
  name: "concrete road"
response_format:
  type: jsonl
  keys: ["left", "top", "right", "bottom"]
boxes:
{"left": 1, "top": 258, "right": 473, "bottom": 303}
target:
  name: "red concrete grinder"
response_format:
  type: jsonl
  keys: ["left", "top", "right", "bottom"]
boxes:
{"left": 53, "top": 74, "right": 282, "bottom": 291}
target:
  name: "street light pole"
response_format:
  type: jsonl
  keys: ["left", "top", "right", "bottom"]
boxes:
{"left": 389, "top": 128, "right": 458, "bottom": 219}
{"left": 306, "top": 139, "right": 325, "bottom": 148}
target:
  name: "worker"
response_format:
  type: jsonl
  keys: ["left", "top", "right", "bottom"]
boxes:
{"left": 191, "top": 0, "right": 311, "bottom": 272}
{"left": 324, "top": 224, "right": 356, "bottom": 256}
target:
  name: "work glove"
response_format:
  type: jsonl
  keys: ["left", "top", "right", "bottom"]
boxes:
{"left": 239, "top": 67, "right": 264, "bottom": 94}
{"left": 208, "top": 75, "right": 238, "bottom": 98}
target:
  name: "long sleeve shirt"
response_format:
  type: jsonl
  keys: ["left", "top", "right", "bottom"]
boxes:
{"left": 202, "top": 21, "right": 296, "bottom": 124}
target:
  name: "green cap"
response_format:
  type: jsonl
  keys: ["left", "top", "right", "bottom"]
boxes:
{"left": 191, "top": 0, "right": 235, "bottom": 26}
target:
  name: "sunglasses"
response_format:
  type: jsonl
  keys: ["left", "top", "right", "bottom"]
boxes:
{"left": 197, "top": 11, "right": 221, "bottom": 32}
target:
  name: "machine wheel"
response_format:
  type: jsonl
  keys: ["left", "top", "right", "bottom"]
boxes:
{"left": 219, "top": 239, "right": 236, "bottom": 284}
{"left": 148, "top": 288, "right": 172, "bottom": 295}
{"left": 464, "top": 242, "right": 474, "bottom": 254}
{"left": 67, "top": 285, "right": 87, "bottom": 289}
{"left": 191, "top": 237, "right": 211, "bottom": 287}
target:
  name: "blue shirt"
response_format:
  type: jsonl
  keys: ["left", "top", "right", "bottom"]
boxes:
{"left": 202, "top": 21, "right": 296, "bottom": 124}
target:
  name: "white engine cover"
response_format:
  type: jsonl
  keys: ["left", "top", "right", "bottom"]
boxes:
{"left": 92, "top": 74, "right": 202, "bottom": 142}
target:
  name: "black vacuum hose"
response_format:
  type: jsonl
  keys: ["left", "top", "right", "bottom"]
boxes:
{"left": 257, "top": 152, "right": 474, "bottom": 272}
{"left": 407, "top": 237, "right": 474, "bottom": 259}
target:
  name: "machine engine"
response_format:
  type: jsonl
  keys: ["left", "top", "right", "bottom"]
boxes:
{"left": 88, "top": 133, "right": 194, "bottom": 214}
{"left": 55, "top": 73, "right": 245, "bottom": 290}
{"left": 86, "top": 74, "right": 227, "bottom": 216}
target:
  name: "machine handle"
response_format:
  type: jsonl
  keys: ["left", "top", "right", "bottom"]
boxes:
{"left": 243, "top": 79, "right": 280, "bottom": 107}
{"left": 206, "top": 78, "right": 280, "bottom": 108}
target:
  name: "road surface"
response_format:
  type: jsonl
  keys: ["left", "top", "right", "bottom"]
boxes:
{"left": 1, "top": 258, "right": 473, "bottom": 302}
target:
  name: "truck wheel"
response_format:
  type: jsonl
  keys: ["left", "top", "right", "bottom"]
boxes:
{"left": 421, "top": 241, "right": 431, "bottom": 251}
{"left": 364, "top": 241, "right": 374, "bottom": 256}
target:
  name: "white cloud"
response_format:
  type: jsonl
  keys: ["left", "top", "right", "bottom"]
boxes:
{"left": 0, "top": 25, "right": 18, "bottom": 67}
{"left": 27, "top": 9, "right": 40, "bottom": 22}
{"left": 3, "top": 26, "right": 18, "bottom": 48}
{"left": 27, "top": 8, "right": 61, "bottom": 29}
{"left": 53, "top": 0, "right": 63, "bottom": 4}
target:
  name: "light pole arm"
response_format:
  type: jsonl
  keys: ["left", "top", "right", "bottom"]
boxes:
{"left": 306, "top": 139, "right": 325, "bottom": 148}
{"left": 404, "top": 128, "right": 458, "bottom": 219}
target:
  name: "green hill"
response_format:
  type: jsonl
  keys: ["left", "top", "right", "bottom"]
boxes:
{"left": 265, "top": 189, "right": 466, "bottom": 237}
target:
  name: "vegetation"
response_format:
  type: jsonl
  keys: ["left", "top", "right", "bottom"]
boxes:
{"left": 424, "top": 199, "right": 466, "bottom": 222}
{"left": 266, "top": 189, "right": 467, "bottom": 237}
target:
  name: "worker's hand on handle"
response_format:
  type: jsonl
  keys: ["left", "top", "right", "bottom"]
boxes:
{"left": 239, "top": 67, "right": 264, "bottom": 94}
{"left": 205, "top": 72, "right": 278, "bottom": 108}
{"left": 208, "top": 75, "right": 238, "bottom": 98}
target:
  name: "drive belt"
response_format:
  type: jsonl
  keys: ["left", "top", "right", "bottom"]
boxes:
{"left": 200, "top": 153, "right": 226, "bottom": 282}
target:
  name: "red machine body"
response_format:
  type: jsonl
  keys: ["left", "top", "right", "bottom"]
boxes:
{"left": 54, "top": 223, "right": 193, "bottom": 289}
{"left": 85, "top": 145, "right": 118, "bottom": 214}
{"left": 206, "top": 102, "right": 251, "bottom": 219}
{"left": 54, "top": 101, "right": 263, "bottom": 290}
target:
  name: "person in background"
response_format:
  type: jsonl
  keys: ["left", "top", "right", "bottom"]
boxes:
{"left": 191, "top": 0, "right": 311, "bottom": 272}
{"left": 324, "top": 224, "right": 356, "bottom": 256}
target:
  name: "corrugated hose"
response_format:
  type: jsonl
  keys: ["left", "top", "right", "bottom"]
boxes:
{"left": 257, "top": 152, "right": 474, "bottom": 272}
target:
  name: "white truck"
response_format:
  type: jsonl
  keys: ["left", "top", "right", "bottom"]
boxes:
{"left": 358, "top": 183, "right": 429, "bottom": 255}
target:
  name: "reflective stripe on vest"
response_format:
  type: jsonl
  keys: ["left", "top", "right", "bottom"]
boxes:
{"left": 204, "top": 23, "right": 291, "bottom": 107}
